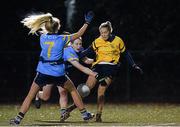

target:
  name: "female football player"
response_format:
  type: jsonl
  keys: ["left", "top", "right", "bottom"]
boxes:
{"left": 66, "top": 21, "right": 143, "bottom": 122}
{"left": 10, "top": 11, "right": 95, "bottom": 125}
{"left": 34, "top": 37, "right": 97, "bottom": 122}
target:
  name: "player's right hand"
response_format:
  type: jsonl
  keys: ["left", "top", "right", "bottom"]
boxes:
{"left": 133, "top": 64, "right": 143, "bottom": 75}
{"left": 85, "top": 11, "right": 94, "bottom": 24}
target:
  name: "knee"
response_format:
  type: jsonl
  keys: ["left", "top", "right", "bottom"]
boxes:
{"left": 64, "top": 82, "right": 75, "bottom": 92}
{"left": 86, "top": 76, "right": 96, "bottom": 89}
{"left": 98, "top": 91, "right": 105, "bottom": 97}
{"left": 42, "top": 95, "right": 50, "bottom": 101}
{"left": 60, "top": 89, "right": 67, "bottom": 97}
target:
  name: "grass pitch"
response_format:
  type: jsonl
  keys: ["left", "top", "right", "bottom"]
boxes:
{"left": 0, "top": 103, "right": 180, "bottom": 126}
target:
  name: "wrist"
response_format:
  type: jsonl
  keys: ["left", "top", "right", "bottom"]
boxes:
{"left": 132, "top": 64, "right": 136, "bottom": 68}
{"left": 95, "top": 74, "right": 99, "bottom": 78}
{"left": 84, "top": 22, "right": 90, "bottom": 25}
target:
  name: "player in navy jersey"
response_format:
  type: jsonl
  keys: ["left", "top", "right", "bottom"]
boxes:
{"left": 10, "top": 11, "right": 95, "bottom": 125}
{"left": 35, "top": 37, "right": 96, "bottom": 122}
{"left": 66, "top": 21, "right": 143, "bottom": 122}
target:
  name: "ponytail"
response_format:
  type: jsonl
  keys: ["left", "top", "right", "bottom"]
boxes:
{"left": 21, "top": 13, "right": 55, "bottom": 35}
{"left": 99, "top": 21, "right": 113, "bottom": 33}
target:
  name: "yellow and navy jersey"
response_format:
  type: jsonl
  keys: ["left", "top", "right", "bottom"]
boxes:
{"left": 92, "top": 35, "right": 126, "bottom": 66}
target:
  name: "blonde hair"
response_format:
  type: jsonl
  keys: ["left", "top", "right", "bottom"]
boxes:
{"left": 99, "top": 21, "right": 113, "bottom": 33}
{"left": 21, "top": 13, "right": 60, "bottom": 35}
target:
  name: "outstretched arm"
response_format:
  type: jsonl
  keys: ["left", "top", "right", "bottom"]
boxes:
{"left": 71, "top": 24, "right": 89, "bottom": 41}
{"left": 83, "top": 57, "right": 94, "bottom": 64}
{"left": 121, "top": 50, "right": 136, "bottom": 67}
{"left": 121, "top": 50, "right": 143, "bottom": 74}
{"left": 69, "top": 60, "right": 97, "bottom": 77}
{"left": 71, "top": 11, "right": 94, "bottom": 41}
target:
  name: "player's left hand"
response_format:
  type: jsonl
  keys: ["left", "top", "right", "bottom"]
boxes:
{"left": 133, "top": 64, "right": 143, "bottom": 75}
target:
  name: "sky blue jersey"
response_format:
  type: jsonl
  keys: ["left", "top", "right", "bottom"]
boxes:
{"left": 36, "top": 34, "right": 72, "bottom": 76}
{"left": 63, "top": 46, "right": 79, "bottom": 62}
{"left": 63, "top": 46, "right": 84, "bottom": 70}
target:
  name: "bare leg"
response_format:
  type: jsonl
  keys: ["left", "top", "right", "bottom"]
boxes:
{"left": 86, "top": 75, "right": 97, "bottom": 90}
{"left": 20, "top": 82, "right": 40, "bottom": 114}
{"left": 63, "top": 79, "right": 84, "bottom": 110}
{"left": 10, "top": 82, "right": 40, "bottom": 125}
{"left": 57, "top": 86, "right": 68, "bottom": 108}
{"left": 38, "top": 84, "right": 53, "bottom": 101}
{"left": 63, "top": 78, "right": 94, "bottom": 120}
{"left": 97, "top": 85, "right": 106, "bottom": 113}
{"left": 96, "top": 77, "right": 112, "bottom": 122}
{"left": 57, "top": 86, "right": 69, "bottom": 122}
{"left": 34, "top": 84, "right": 53, "bottom": 109}
{"left": 67, "top": 75, "right": 97, "bottom": 112}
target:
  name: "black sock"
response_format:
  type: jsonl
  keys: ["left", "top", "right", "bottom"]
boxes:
{"left": 97, "top": 111, "right": 102, "bottom": 115}
{"left": 17, "top": 112, "right": 24, "bottom": 119}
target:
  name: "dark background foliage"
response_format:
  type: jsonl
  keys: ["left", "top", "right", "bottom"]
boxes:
{"left": 0, "top": 0, "right": 179, "bottom": 103}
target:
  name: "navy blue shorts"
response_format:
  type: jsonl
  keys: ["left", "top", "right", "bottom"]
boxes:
{"left": 92, "top": 64, "right": 118, "bottom": 79}
{"left": 34, "top": 72, "right": 67, "bottom": 88}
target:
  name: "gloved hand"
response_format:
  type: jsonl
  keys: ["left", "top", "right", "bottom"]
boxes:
{"left": 133, "top": 64, "right": 143, "bottom": 75}
{"left": 85, "top": 11, "right": 94, "bottom": 24}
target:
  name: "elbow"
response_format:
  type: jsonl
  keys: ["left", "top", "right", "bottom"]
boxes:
{"left": 76, "top": 31, "right": 83, "bottom": 37}
{"left": 72, "top": 33, "right": 81, "bottom": 41}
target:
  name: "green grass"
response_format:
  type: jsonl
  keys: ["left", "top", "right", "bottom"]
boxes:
{"left": 1, "top": 103, "right": 180, "bottom": 126}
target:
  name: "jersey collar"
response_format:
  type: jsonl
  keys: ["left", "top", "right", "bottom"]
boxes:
{"left": 107, "top": 34, "right": 115, "bottom": 42}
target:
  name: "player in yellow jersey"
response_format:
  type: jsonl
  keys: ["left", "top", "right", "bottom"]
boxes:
{"left": 66, "top": 21, "right": 143, "bottom": 122}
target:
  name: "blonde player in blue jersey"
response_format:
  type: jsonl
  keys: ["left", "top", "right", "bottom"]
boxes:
{"left": 34, "top": 37, "right": 97, "bottom": 122}
{"left": 10, "top": 11, "right": 95, "bottom": 125}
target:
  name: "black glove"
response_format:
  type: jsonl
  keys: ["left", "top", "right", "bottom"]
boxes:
{"left": 95, "top": 74, "right": 107, "bottom": 84}
{"left": 133, "top": 64, "right": 143, "bottom": 75}
{"left": 85, "top": 11, "right": 94, "bottom": 24}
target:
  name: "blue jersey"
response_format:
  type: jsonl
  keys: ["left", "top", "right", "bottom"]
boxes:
{"left": 36, "top": 34, "right": 72, "bottom": 76}
{"left": 63, "top": 46, "right": 84, "bottom": 70}
{"left": 63, "top": 46, "right": 79, "bottom": 70}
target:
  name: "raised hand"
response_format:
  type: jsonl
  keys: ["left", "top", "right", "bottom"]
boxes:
{"left": 85, "top": 11, "right": 94, "bottom": 24}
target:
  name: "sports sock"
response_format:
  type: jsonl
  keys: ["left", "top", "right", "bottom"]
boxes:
{"left": 67, "top": 104, "right": 77, "bottom": 112}
{"left": 80, "top": 108, "right": 87, "bottom": 115}
{"left": 15, "top": 112, "right": 24, "bottom": 122}
{"left": 60, "top": 108, "right": 67, "bottom": 115}
{"left": 97, "top": 111, "right": 102, "bottom": 115}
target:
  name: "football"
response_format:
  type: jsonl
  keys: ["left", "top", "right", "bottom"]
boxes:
{"left": 77, "top": 83, "right": 90, "bottom": 97}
